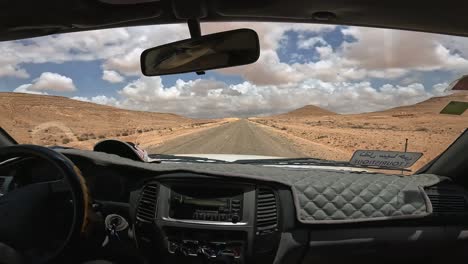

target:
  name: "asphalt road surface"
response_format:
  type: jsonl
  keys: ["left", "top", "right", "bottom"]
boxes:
{"left": 148, "top": 119, "right": 304, "bottom": 157}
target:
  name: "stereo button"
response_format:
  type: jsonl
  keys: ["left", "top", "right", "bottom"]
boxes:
{"left": 210, "top": 214, "right": 217, "bottom": 221}
{"left": 219, "top": 214, "right": 226, "bottom": 221}
{"left": 198, "top": 213, "right": 206, "bottom": 220}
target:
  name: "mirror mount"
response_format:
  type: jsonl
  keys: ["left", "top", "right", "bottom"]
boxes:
{"left": 187, "top": 19, "right": 205, "bottom": 75}
{"left": 187, "top": 19, "right": 201, "bottom": 39}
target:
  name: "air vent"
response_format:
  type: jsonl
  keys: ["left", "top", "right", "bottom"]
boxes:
{"left": 426, "top": 185, "right": 468, "bottom": 214}
{"left": 0, "top": 177, "right": 5, "bottom": 194}
{"left": 136, "top": 182, "right": 158, "bottom": 222}
{"left": 256, "top": 188, "right": 278, "bottom": 234}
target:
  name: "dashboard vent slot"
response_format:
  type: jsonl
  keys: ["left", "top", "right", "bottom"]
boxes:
{"left": 0, "top": 177, "right": 5, "bottom": 194}
{"left": 136, "top": 182, "right": 158, "bottom": 222}
{"left": 256, "top": 188, "right": 278, "bottom": 234}
{"left": 426, "top": 186, "right": 468, "bottom": 214}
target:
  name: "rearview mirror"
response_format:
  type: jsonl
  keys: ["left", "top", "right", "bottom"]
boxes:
{"left": 140, "top": 29, "right": 260, "bottom": 76}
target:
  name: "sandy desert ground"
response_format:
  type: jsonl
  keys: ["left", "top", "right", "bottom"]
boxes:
{"left": 0, "top": 92, "right": 229, "bottom": 150}
{"left": 1, "top": 91, "right": 467, "bottom": 172}
{"left": 250, "top": 91, "right": 468, "bottom": 171}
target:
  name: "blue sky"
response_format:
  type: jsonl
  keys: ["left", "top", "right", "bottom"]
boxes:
{"left": 0, "top": 22, "right": 467, "bottom": 118}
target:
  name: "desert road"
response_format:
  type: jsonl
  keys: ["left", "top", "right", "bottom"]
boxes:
{"left": 148, "top": 119, "right": 304, "bottom": 157}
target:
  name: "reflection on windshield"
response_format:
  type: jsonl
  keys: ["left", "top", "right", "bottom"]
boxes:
{"left": 0, "top": 23, "right": 467, "bottom": 173}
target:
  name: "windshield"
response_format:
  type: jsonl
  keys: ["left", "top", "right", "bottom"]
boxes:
{"left": 0, "top": 23, "right": 467, "bottom": 172}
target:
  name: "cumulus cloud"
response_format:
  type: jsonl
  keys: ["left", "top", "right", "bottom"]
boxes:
{"left": 0, "top": 65, "right": 29, "bottom": 78}
{"left": 3, "top": 22, "right": 468, "bottom": 84}
{"left": 341, "top": 27, "right": 468, "bottom": 73}
{"left": 13, "top": 84, "right": 48, "bottom": 95}
{"left": 0, "top": 22, "right": 340, "bottom": 81}
{"left": 297, "top": 36, "right": 327, "bottom": 50}
{"left": 14, "top": 72, "right": 76, "bottom": 94}
{"left": 3, "top": 22, "right": 468, "bottom": 119}
{"left": 73, "top": 76, "right": 449, "bottom": 118}
{"left": 216, "top": 25, "right": 468, "bottom": 85}
{"left": 103, "top": 48, "right": 144, "bottom": 76}
{"left": 0, "top": 24, "right": 189, "bottom": 78}
{"left": 30, "top": 72, "right": 76, "bottom": 92}
{"left": 72, "top": 95, "right": 119, "bottom": 106}
{"left": 102, "top": 70, "right": 125, "bottom": 83}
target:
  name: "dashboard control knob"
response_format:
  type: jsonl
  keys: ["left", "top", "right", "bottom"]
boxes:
{"left": 231, "top": 214, "right": 240, "bottom": 223}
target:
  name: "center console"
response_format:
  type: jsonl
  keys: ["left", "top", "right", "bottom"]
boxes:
{"left": 133, "top": 177, "right": 282, "bottom": 264}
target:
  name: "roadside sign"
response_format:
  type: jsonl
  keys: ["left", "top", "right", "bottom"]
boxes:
{"left": 349, "top": 150, "right": 423, "bottom": 169}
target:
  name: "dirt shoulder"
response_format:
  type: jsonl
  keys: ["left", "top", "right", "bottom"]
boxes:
{"left": 66, "top": 119, "right": 233, "bottom": 150}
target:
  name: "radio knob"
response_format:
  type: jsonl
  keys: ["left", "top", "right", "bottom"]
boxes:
{"left": 231, "top": 214, "right": 240, "bottom": 223}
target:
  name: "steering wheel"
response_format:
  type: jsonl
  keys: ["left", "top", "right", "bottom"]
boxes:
{"left": 0, "top": 145, "right": 90, "bottom": 263}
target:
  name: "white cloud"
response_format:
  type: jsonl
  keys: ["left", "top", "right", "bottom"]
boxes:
{"left": 3, "top": 23, "right": 468, "bottom": 119}
{"left": 341, "top": 27, "right": 468, "bottom": 72}
{"left": 0, "top": 65, "right": 29, "bottom": 78}
{"left": 432, "top": 82, "right": 451, "bottom": 94}
{"left": 0, "top": 22, "right": 340, "bottom": 82}
{"left": 0, "top": 24, "right": 189, "bottom": 78}
{"left": 103, "top": 48, "right": 144, "bottom": 76}
{"left": 73, "top": 76, "right": 449, "bottom": 118}
{"left": 3, "top": 22, "right": 468, "bottom": 85}
{"left": 217, "top": 25, "right": 468, "bottom": 85}
{"left": 297, "top": 36, "right": 327, "bottom": 49}
{"left": 71, "top": 96, "right": 89, "bottom": 102}
{"left": 13, "top": 84, "right": 47, "bottom": 95}
{"left": 72, "top": 95, "right": 119, "bottom": 106}
{"left": 102, "top": 70, "right": 125, "bottom": 83}
{"left": 218, "top": 50, "right": 303, "bottom": 85}
{"left": 31, "top": 72, "right": 76, "bottom": 92}
{"left": 14, "top": 72, "right": 76, "bottom": 94}
{"left": 209, "top": 23, "right": 468, "bottom": 85}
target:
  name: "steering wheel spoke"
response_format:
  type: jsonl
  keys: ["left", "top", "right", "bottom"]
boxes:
{"left": 43, "top": 178, "right": 69, "bottom": 195}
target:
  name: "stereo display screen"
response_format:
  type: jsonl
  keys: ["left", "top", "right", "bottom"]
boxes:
{"left": 169, "top": 186, "right": 243, "bottom": 223}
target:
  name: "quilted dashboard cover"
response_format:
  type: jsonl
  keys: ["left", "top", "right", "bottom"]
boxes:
{"left": 288, "top": 172, "right": 440, "bottom": 223}
{"left": 60, "top": 149, "right": 443, "bottom": 224}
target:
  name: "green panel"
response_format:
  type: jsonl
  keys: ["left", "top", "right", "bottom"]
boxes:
{"left": 440, "top": 101, "right": 468, "bottom": 115}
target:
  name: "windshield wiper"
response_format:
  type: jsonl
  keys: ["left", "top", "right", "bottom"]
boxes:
{"left": 234, "top": 158, "right": 411, "bottom": 172}
{"left": 148, "top": 154, "right": 229, "bottom": 164}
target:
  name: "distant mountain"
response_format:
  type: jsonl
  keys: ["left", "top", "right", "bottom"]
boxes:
{"left": 379, "top": 91, "right": 468, "bottom": 115}
{"left": 0, "top": 92, "right": 192, "bottom": 145}
{"left": 274, "top": 104, "right": 336, "bottom": 118}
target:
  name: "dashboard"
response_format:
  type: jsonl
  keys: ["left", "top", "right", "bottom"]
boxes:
{"left": 126, "top": 174, "right": 468, "bottom": 264}
{"left": 4, "top": 151, "right": 468, "bottom": 264}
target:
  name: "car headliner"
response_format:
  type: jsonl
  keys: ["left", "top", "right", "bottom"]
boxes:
{"left": 1, "top": 0, "right": 468, "bottom": 41}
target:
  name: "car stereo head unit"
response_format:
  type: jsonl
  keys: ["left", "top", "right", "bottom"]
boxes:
{"left": 169, "top": 186, "right": 243, "bottom": 223}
